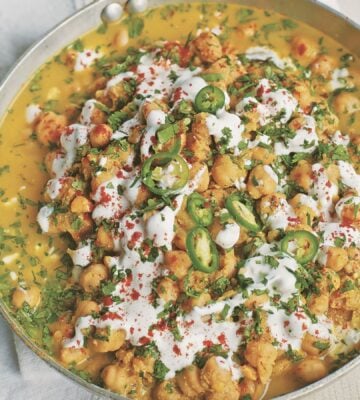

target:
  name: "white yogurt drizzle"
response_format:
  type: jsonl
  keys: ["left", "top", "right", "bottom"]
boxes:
{"left": 74, "top": 49, "right": 102, "bottom": 72}
{"left": 245, "top": 46, "right": 294, "bottom": 70}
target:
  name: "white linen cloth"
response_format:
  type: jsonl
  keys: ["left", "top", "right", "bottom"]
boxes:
{"left": 0, "top": 0, "right": 360, "bottom": 399}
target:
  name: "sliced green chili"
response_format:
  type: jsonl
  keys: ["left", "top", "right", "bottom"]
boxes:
{"left": 194, "top": 85, "right": 225, "bottom": 114}
{"left": 280, "top": 230, "right": 319, "bottom": 264}
{"left": 141, "top": 152, "right": 189, "bottom": 196}
{"left": 186, "top": 226, "right": 219, "bottom": 273}
{"left": 225, "top": 193, "right": 260, "bottom": 232}
{"left": 187, "top": 193, "right": 213, "bottom": 227}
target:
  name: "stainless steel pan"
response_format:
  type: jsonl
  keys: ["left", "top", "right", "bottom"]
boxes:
{"left": 0, "top": 1, "right": 359, "bottom": 399}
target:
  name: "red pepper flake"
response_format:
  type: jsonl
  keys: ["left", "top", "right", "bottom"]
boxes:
{"left": 294, "top": 312, "right": 306, "bottom": 320}
{"left": 297, "top": 43, "right": 307, "bottom": 56}
{"left": 102, "top": 296, "right": 113, "bottom": 306}
{"left": 284, "top": 320, "right": 290, "bottom": 328}
{"left": 102, "top": 312, "right": 121, "bottom": 321}
{"left": 302, "top": 323, "right": 308, "bottom": 331}
{"left": 130, "top": 327, "right": 135, "bottom": 334}
{"left": 139, "top": 336, "right": 150, "bottom": 345}
{"left": 218, "top": 333, "right": 226, "bottom": 345}
{"left": 99, "top": 187, "right": 111, "bottom": 203}
{"left": 203, "top": 340, "right": 214, "bottom": 348}
{"left": 130, "top": 231, "right": 142, "bottom": 246}
{"left": 116, "top": 170, "right": 124, "bottom": 178}
{"left": 325, "top": 180, "right": 332, "bottom": 188}
{"left": 125, "top": 220, "right": 135, "bottom": 229}
{"left": 256, "top": 85, "right": 265, "bottom": 97}
{"left": 130, "top": 289, "right": 140, "bottom": 300}
{"left": 173, "top": 344, "right": 181, "bottom": 355}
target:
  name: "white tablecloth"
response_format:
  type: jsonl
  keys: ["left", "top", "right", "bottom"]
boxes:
{"left": 0, "top": 0, "right": 360, "bottom": 399}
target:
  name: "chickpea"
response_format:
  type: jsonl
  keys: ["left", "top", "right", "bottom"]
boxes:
{"left": 113, "top": 27, "right": 129, "bottom": 48}
{"left": 176, "top": 365, "right": 205, "bottom": 397}
{"left": 12, "top": 286, "right": 41, "bottom": 309}
{"left": 291, "top": 35, "right": 319, "bottom": 65}
{"left": 318, "top": 268, "right": 341, "bottom": 293}
{"left": 134, "top": 185, "right": 151, "bottom": 207}
{"left": 310, "top": 55, "right": 335, "bottom": 79}
{"left": 325, "top": 247, "right": 348, "bottom": 272}
{"left": 35, "top": 111, "right": 67, "bottom": 145}
{"left": 333, "top": 92, "right": 360, "bottom": 115}
{"left": 212, "top": 154, "right": 243, "bottom": 188}
{"left": 250, "top": 147, "right": 275, "bottom": 165}
{"left": 200, "top": 357, "right": 239, "bottom": 399}
{"left": 272, "top": 357, "right": 294, "bottom": 377}
{"left": 88, "top": 328, "right": 126, "bottom": 353}
{"left": 237, "top": 22, "right": 258, "bottom": 38}
{"left": 74, "top": 300, "right": 100, "bottom": 319}
{"left": 247, "top": 165, "right": 277, "bottom": 200}
{"left": 244, "top": 340, "right": 277, "bottom": 384}
{"left": 292, "top": 82, "right": 317, "bottom": 112}
{"left": 163, "top": 250, "right": 192, "bottom": 279}
{"left": 79, "top": 263, "right": 109, "bottom": 292}
{"left": 301, "top": 333, "right": 330, "bottom": 356}
{"left": 308, "top": 293, "right": 329, "bottom": 315}
{"left": 102, "top": 364, "right": 138, "bottom": 394}
{"left": 182, "top": 292, "right": 211, "bottom": 312}
{"left": 95, "top": 225, "right": 114, "bottom": 250}
{"left": 186, "top": 113, "right": 211, "bottom": 162}
{"left": 239, "top": 378, "right": 257, "bottom": 399}
{"left": 59, "top": 347, "right": 89, "bottom": 365}
{"left": 192, "top": 32, "right": 222, "bottom": 63}
{"left": 204, "top": 54, "right": 245, "bottom": 87}
{"left": 156, "top": 277, "right": 180, "bottom": 303}
{"left": 295, "top": 357, "right": 327, "bottom": 383}
{"left": 70, "top": 196, "right": 93, "bottom": 213}
{"left": 290, "top": 160, "right": 313, "bottom": 192}
{"left": 89, "top": 124, "right": 112, "bottom": 148}
{"left": 153, "top": 380, "right": 183, "bottom": 400}
{"left": 173, "top": 225, "right": 187, "bottom": 250}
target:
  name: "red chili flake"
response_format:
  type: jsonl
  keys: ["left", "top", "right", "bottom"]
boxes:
{"left": 302, "top": 323, "right": 308, "bottom": 331}
{"left": 130, "top": 327, "right": 135, "bottom": 334}
{"left": 218, "top": 333, "right": 226, "bottom": 345}
{"left": 294, "top": 312, "right": 306, "bottom": 320}
{"left": 150, "top": 135, "right": 157, "bottom": 144}
{"left": 341, "top": 217, "right": 353, "bottom": 227}
{"left": 297, "top": 43, "right": 307, "bottom": 56}
{"left": 99, "top": 187, "right": 112, "bottom": 203}
{"left": 203, "top": 340, "right": 214, "bottom": 348}
{"left": 173, "top": 345, "right": 181, "bottom": 355}
{"left": 102, "top": 296, "right": 113, "bottom": 306}
{"left": 102, "top": 312, "right": 121, "bottom": 321}
{"left": 123, "top": 164, "right": 133, "bottom": 172}
{"left": 173, "top": 87, "right": 183, "bottom": 102}
{"left": 124, "top": 274, "right": 133, "bottom": 286}
{"left": 149, "top": 67, "right": 156, "bottom": 75}
{"left": 256, "top": 85, "right": 265, "bottom": 97}
{"left": 325, "top": 180, "right": 332, "bottom": 188}
{"left": 116, "top": 170, "right": 124, "bottom": 178}
{"left": 139, "top": 336, "right": 150, "bottom": 345}
{"left": 125, "top": 220, "right": 135, "bottom": 229}
{"left": 130, "top": 231, "right": 142, "bottom": 246}
{"left": 282, "top": 338, "right": 288, "bottom": 344}
{"left": 315, "top": 329, "right": 320, "bottom": 335}
{"left": 130, "top": 289, "right": 140, "bottom": 300}
{"left": 284, "top": 320, "right": 290, "bottom": 328}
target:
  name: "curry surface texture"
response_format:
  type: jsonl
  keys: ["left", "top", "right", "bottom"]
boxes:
{"left": 1, "top": 3, "right": 360, "bottom": 400}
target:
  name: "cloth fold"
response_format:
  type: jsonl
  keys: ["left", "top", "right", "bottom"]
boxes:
{"left": 1, "top": 0, "right": 360, "bottom": 399}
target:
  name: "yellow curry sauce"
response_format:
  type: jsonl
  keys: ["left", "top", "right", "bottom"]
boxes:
{"left": 0, "top": 3, "right": 360, "bottom": 399}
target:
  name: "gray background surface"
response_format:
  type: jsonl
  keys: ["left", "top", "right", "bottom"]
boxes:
{"left": 0, "top": 0, "right": 360, "bottom": 399}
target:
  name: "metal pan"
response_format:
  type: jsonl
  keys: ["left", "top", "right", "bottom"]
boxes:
{"left": 0, "top": 1, "right": 359, "bottom": 399}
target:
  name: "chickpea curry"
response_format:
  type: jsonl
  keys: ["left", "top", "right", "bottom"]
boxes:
{"left": 1, "top": 2, "right": 360, "bottom": 400}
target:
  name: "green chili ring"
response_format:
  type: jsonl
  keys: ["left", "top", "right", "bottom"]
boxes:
{"left": 187, "top": 193, "right": 213, "bottom": 227}
{"left": 194, "top": 85, "right": 225, "bottom": 114}
{"left": 225, "top": 193, "right": 260, "bottom": 233}
{"left": 280, "top": 230, "right": 319, "bottom": 265}
{"left": 141, "top": 152, "right": 189, "bottom": 196}
{"left": 186, "top": 226, "right": 219, "bottom": 273}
